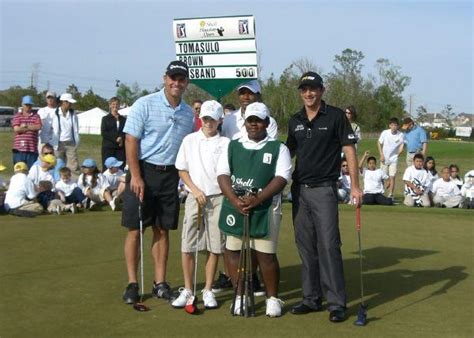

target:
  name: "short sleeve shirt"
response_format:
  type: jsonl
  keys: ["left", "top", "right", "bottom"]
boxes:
{"left": 286, "top": 101, "right": 356, "bottom": 185}
{"left": 378, "top": 129, "right": 405, "bottom": 164}
{"left": 12, "top": 112, "right": 41, "bottom": 153}
{"left": 404, "top": 125, "right": 427, "bottom": 153}
{"left": 362, "top": 168, "right": 388, "bottom": 194}
{"left": 123, "top": 90, "right": 194, "bottom": 165}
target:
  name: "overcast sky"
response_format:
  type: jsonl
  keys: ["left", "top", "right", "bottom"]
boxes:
{"left": 0, "top": 0, "right": 472, "bottom": 114}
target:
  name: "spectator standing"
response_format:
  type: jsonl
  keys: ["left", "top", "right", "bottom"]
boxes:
{"left": 101, "top": 97, "right": 126, "bottom": 170}
{"left": 402, "top": 117, "right": 428, "bottom": 166}
{"left": 377, "top": 117, "right": 404, "bottom": 198}
{"left": 345, "top": 105, "right": 361, "bottom": 148}
{"left": 432, "top": 167, "right": 463, "bottom": 208}
{"left": 37, "top": 91, "right": 57, "bottom": 151}
{"left": 120, "top": 60, "right": 194, "bottom": 305}
{"left": 51, "top": 93, "right": 80, "bottom": 174}
{"left": 12, "top": 96, "right": 42, "bottom": 169}
{"left": 192, "top": 99, "right": 203, "bottom": 131}
{"left": 286, "top": 72, "right": 363, "bottom": 323}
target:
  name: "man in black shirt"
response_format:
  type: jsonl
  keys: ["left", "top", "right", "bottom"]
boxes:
{"left": 286, "top": 72, "right": 363, "bottom": 322}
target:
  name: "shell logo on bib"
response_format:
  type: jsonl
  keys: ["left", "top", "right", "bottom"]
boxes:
{"left": 226, "top": 214, "right": 236, "bottom": 227}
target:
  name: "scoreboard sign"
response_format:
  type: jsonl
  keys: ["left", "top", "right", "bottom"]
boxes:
{"left": 173, "top": 15, "right": 258, "bottom": 99}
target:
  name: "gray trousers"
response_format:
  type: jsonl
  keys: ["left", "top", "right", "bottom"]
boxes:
{"left": 56, "top": 140, "right": 79, "bottom": 174}
{"left": 291, "top": 183, "right": 346, "bottom": 311}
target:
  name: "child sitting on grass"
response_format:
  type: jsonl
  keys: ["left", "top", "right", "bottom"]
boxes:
{"left": 37, "top": 180, "right": 73, "bottom": 214}
{"left": 359, "top": 151, "right": 393, "bottom": 205}
{"left": 102, "top": 157, "right": 125, "bottom": 202}
{"left": 78, "top": 159, "right": 116, "bottom": 211}
{"left": 28, "top": 154, "right": 57, "bottom": 188}
{"left": 55, "top": 167, "right": 86, "bottom": 210}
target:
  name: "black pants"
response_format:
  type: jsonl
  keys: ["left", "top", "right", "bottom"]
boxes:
{"left": 363, "top": 193, "right": 393, "bottom": 205}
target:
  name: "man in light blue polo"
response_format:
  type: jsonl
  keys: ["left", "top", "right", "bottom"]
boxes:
{"left": 121, "top": 60, "right": 195, "bottom": 304}
{"left": 402, "top": 117, "right": 428, "bottom": 166}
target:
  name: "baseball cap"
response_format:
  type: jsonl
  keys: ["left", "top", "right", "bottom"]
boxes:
{"left": 237, "top": 80, "right": 261, "bottom": 94}
{"left": 0, "top": 164, "right": 6, "bottom": 172}
{"left": 298, "top": 72, "right": 324, "bottom": 89}
{"left": 104, "top": 156, "right": 123, "bottom": 169}
{"left": 14, "top": 162, "right": 28, "bottom": 172}
{"left": 81, "top": 158, "right": 97, "bottom": 168}
{"left": 244, "top": 102, "right": 270, "bottom": 120}
{"left": 59, "top": 93, "right": 77, "bottom": 103}
{"left": 22, "top": 95, "right": 34, "bottom": 105}
{"left": 199, "top": 100, "right": 223, "bottom": 120}
{"left": 46, "top": 91, "right": 57, "bottom": 98}
{"left": 40, "top": 154, "right": 57, "bottom": 166}
{"left": 166, "top": 60, "right": 189, "bottom": 77}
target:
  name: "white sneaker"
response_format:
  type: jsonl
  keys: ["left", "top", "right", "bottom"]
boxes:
{"left": 265, "top": 296, "right": 284, "bottom": 317}
{"left": 202, "top": 289, "right": 218, "bottom": 309}
{"left": 89, "top": 199, "right": 97, "bottom": 210}
{"left": 70, "top": 204, "right": 77, "bottom": 214}
{"left": 171, "top": 288, "right": 192, "bottom": 308}
{"left": 231, "top": 295, "right": 246, "bottom": 315}
{"left": 109, "top": 197, "right": 117, "bottom": 211}
{"left": 55, "top": 206, "right": 62, "bottom": 215}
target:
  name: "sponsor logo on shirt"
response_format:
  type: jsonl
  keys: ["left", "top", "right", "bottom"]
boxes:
{"left": 348, "top": 134, "right": 356, "bottom": 139}
{"left": 226, "top": 215, "right": 236, "bottom": 226}
{"left": 295, "top": 124, "right": 304, "bottom": 132}
{"left": 263, "top": 153, "right": 272, "bottom": 164}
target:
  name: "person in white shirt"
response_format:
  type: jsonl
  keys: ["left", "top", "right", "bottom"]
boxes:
{"left": 4, "top": 162, "right": 43, "bottom": 216}
{"left": 217, "top": 102, "right": 292, "bottom": 317}
{"left": 102, "top": 156, "right": 125, "bottom": 200}
{"left": 51, "top": 93, "right": 80, "bottom": 174}
{"left": 461, "top": 170, "right": 474, "bottom": 209}
{"left": 172, "top": 100, "right": 230, "bottom": 310}
{"left": 432, "top": 167, "right": 463, "bottom": 208}
{"left": 221, "top": 80, "right": 278, "bottom": 140}
{"left": 449, "top": 164, "right": 463, "bottom": 189}
{"left": 78, "top": 158, "right": 116, "bottom": 211}
{"left": 359, "top": 151, "right": 393, "bottom": 205}
{"left": 28, "top": 154, "right": 57, "bottom": 187}
{"left": 55, "top": 166, "right": 86, "bottom": 209}
{"left": 377, "top": 117, "right": 405, "bottom": 198}
{"left": 37, "top": 91, "right": 57, "bottom": 152}
{"left": 337, "top": 158, "right": 351, "bottom": 203}
{"left": 403, "top": 153, "right": 431, "bottom": 207}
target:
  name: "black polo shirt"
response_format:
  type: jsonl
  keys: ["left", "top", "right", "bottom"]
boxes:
{"left": 286, "top": 101, "right": 356, "bottom": 185}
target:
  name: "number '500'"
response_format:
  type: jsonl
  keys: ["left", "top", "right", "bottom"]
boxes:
{"left": 235, "top": 68, "right": 255, "bottom": 77}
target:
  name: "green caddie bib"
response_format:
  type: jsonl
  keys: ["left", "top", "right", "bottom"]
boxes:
{"left": 219, "top": 139, "right": 280, "bottom": 238}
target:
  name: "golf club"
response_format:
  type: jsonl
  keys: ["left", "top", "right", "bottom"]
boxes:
{"left": 354, "top": 206, "right": 367, "bottom": 326}
{"left": 133, "top": 203, "right": 150, "bottom": 312}
{"left": 184, "top": 204, "right": 202, "bottom": 314}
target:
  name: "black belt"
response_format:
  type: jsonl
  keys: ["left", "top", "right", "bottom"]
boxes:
{"left": 302, "top": 181, "right": 336, "bottom": 188}
{"left": 142, "top": 161, "right": 175, "bottom": 172}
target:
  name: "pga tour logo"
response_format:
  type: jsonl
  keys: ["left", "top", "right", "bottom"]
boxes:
{"left": 226, "top": 215, "right": 236, "bottom": 227}
{"left": 176, "top": 23, "right": 186, "bottom": 38}
{"left": 239, "top": 20, "right": 249, "bottom": 34}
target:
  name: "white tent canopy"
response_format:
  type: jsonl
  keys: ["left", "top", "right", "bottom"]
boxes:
{"left": 77, "top": 107, "right": 108, "bottom": 135}
{"left": 118, "top": 106, "right": 131, "bottom": 116}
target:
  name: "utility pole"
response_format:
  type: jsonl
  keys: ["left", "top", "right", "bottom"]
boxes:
{"left": 30, "top": 63, "right": 40, "bottom": 89}
{"left": 409, "top": 94, "right": 414, "bottom": 116}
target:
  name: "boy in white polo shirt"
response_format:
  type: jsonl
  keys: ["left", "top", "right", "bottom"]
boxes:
{"left": 403, "top": 153, "right": 431, "bottom": 207}
{"left": 377, "top": 117, "right": 405, "bottom": 199}
{"left": 173, "top": 100, "right": 230, "bottom": 310}
{"left": 432, "top": 167, "right": 463, "bottom": 208}
{"left": 359, "top": 151, "right": 393, "bottom": 205}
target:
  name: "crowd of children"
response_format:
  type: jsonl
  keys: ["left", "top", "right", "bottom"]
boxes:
{"left": 338, "top": 117, "right": 473, "bottom": 209}
{"left": 0, "top": 152, "right": 125, "bottom": 216}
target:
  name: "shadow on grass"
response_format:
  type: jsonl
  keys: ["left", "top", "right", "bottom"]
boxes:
{"left": 278, "top": 246, "right": 468, "bottom": 318}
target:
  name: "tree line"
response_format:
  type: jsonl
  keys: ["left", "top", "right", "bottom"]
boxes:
{"left": 0, "top": 49, "right": 417, "bottom": 131}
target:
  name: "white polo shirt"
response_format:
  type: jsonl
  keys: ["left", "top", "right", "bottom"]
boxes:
{"left": 55, "top": 179, "right": 79, "bottom": 196}
{"left": 38, "top": 106, "right": 56, "bottom": 144}
{"left": 58, "top": 111, "right": 74, "bottom": 142}
{"left": 77, "top": 173, "right": 110, "bottom": 195}
{"left": 4, "top": 173, "right": 37, "bottom": 210}
{"left": 28, "top": 164, "right": 56, "bottom": 186}
{"left": 221, "top": 108, "right": 278, "bottom": 140}
{"left": 103, "top": 168, "right": 125, "bottom": 191}
{"left": 216, "top": 134, "right": 292, "bottom": 182}
{"left": 403, "top": 166, "right": 430, "bottom": 190}
{"left": 175, "top": 130, "right": 230, "bottom": 196}
{"left": 378, "top": 129, "right": 405, "bottom": 164}
{"left": 432, "top": 178, "right": 461, "bottom": 198}
{"left": 362, "top": 168, "right": 388, "bottom": 194}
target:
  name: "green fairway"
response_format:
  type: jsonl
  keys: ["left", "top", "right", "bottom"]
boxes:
{"left": 1, "top": 204, "right": 472, "bottom": 337}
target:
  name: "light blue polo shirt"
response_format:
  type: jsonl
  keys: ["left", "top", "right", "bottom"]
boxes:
{"left": 123, "top": 90, "right": 194, "bottom": 165}
{"left": 404, "top": 124, "right": 428, "bottom": 153}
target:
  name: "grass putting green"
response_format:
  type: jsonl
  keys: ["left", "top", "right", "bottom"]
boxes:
{"left": 1, "top": 204, "right": 472, "bottom": 337}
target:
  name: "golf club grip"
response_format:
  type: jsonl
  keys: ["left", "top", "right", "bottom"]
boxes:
{"left": 356, "top": 207, "right": 361, "bottom": 231}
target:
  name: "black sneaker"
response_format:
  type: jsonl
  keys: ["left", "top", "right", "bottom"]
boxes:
{"left": 253, "top": 273, "right": 266, "bottom": 297}
{"left": 123, "top": 282, "right": 139, "bottom": 304}
{"left": 212, "top": 271, "right": 232, "bottom": 293}
{"left": 152, "top": 281, "right": 176, "bottom": 301}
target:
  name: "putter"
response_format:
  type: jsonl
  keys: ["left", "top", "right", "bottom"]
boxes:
{"left": 354, "top": 206, "right": 367, "bottom": 326}
{"left": 184, "top": 204, "right": 202, "bottom": 314}
{"left": 133, "top": 203, "right": 150, "bottom": 312}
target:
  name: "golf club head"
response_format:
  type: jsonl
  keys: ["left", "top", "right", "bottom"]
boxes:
{"left": 184, "top": 296, "right": 198, "bottom": 315}
{"left": 133, "top": 302, "right": 150, "bottom": 312}
{"left": 354, "top": 304, "right": 368, "bottom": 326}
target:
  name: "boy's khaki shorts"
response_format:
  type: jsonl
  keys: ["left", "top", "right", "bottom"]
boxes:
{"left": 181, "top": 194, "right": 225, "bottom": 254}
{"left": 226, "top": 196, "right": 282, "bottom": 254}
